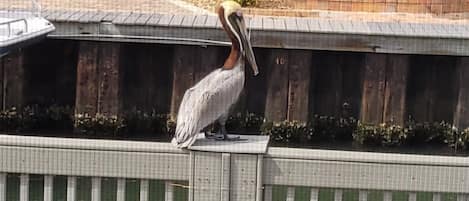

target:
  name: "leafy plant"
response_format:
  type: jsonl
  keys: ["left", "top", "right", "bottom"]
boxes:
{"left": 234, "top": 0, "right": 256, "bottom": 7}
{"left": 261, "top": 120, "right": 311, "bottom": 143}
{"left": 74, "top": 113, "right": 125, "bottom": 136}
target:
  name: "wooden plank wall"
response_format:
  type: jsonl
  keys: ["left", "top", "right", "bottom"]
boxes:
{"left": 4, "top": 40, "right": 469, "bottom": 131}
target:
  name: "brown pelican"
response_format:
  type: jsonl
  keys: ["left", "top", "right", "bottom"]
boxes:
{"left": 171, "top": 0, "right": 259, "bottom": 148}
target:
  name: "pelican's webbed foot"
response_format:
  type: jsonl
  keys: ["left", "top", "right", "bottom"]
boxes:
{"left": 213, "top": 124, "right": 244, "bottom": 141}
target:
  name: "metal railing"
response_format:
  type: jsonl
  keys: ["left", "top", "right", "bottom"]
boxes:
{"left": 0, "top": 134, "right": 468, "bottom": 201}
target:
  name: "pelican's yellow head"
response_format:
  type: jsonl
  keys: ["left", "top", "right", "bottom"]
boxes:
{"left": 217, "top": 0, "right": 259, "bottom": 76}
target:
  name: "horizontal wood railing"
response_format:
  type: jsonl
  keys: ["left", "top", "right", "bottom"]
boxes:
{"left": 0, "top": 134, "right": 468, "bottom": 201}
{"left": 263, "top": 148, "right": 469, "bottom": 201}
{"left": 0, "top": 134, "right": 189, "bottom": 201}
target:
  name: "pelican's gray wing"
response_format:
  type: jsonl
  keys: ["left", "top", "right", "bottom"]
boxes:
{"left": 172, "top": 72, "right": 242, "bottom": 148}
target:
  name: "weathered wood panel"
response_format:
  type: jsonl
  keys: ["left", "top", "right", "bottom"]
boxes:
{"left": 264, "top": 49, "right": 289, "bottom": 122}
{"left": 246, "top": 48, "right": 268, "bottom": 116}
{"left": 360, "top": 53, "right": 387, "bottom": 124}
{"left": 97, "top": 43, "right": 122, "bottom": 116}
{"left": 407, "top": 56, "right": 458, "bottom": 123}
{"left": 383, "top": 55, "right": 409, "bottom": 125}
{"left": 287, "top": 50, "right": 312, "bottom": 122}
{"left": 311, "top": 53, "right": 344, "bottom": 117}
{"left": 122, "top": 44, "right": 173, "bottom": 113}
{"left": 75, "top": 41, "right": 99, "bottom": 115}
{"left": 1, "top": 51, "right": 25, "bottom": 109}
{"left": 170, "top": 45, "right": 198, "bottom": 120}
{"left": 22, "top": 40, "right": 78, "bottom": 107}
{"left": 453, "top": 57, "right": 469, "bottom": 129}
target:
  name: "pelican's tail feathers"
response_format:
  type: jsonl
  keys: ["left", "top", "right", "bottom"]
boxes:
{"left": 171, "top": 135, "right": 197, "bottom": 149}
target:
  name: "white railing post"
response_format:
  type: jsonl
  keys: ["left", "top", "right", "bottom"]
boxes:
{"left": 91, "top": 177, "right": 101, "bottom": 201}
{"left": 457, "top": 194, "right": 468, "bottom": 201}
{"left": 286, "top": 187, "right": 295, "bottom": 201}
{"left": 383, "top": 191, "right": 392, "bottom": 201}
{"left": 433, "top": 193, "right": 441, "bottom": 201}
{"left": 165, "top": 181, "right": 174, "bottom": 201}
{"left": 334, "top": 189, "right": 343, "bottom": 201}
{"left": 140, "top": 179, "right": 149, "bottom": 201}
{"left": 117, "top": 178, "right": 126, "bottom": 201}
{"left": 67, "top": 176, "right": 77, "bottom": 201}
{"left": 221, "top": 153, "right": 231, "bottom": 201}
{"left": 44, "top": 175, "right": 53, "bottom": 201}
{"left": 20, "top": 174, "right": 29, "bottom": 201}
{"left": 409, "top": 193, "right": 417, "bottom": 201}
{"left": 0, "top": 173, "right": 6, "bottom": 201}
{"left": 264, "top": 186, "right": 273, "bottom": 201}
{"left": 359, "top": 191, "right": 368, "bottom": 201}
{"left": 310, "top": 188, "right": 319, "bottom": 201}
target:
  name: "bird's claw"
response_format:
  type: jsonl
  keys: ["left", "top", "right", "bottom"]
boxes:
{"left": 214, "top": 135, "right": 241, "bottom": 141}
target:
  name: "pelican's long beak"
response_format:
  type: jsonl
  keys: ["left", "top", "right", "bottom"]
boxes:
{"left": 234, "top": 16, "right": 259, "bottom": 76}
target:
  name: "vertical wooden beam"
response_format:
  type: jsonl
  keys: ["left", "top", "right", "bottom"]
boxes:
{"left": 286, "top": 187, "right": 295, "bottom": 201}
{"left": 2, "top": 50, "right": 25, "bottom": 109}
{"left": 265, "top": 49, "right": 289, "bottom": 122}
{"left": 220, "top": 153, "right": 230, "bottom": 201}
{"left": 334, "top": 189, "right": 343, "bottom": 201}
{"left": 453, "top": 57, "right": 469, "bottom": 129}
{"left": 358, "top": 191, "right": 368, "bottom": 201}
{"left": 170, "top": 45, "right": 197, "bottom": 120}
{"left": 263, "top": 186, "right": 273, "bottom": 201}
{"left": 383, "top": 55, "right": 409, "bottom": 125}
{"left": 91, "top": 177, "right": 101, "bottom": 201}
{"left": 75, "top": 41, "right": 99, "bottom": 115}
{"left": 360, "top": 53, "right": 387, "bottom": 124}
{"left": 44, "top": 175, "right": 53, "bottom": 201}
{"left": 140, "top": 179, "right": 149, "bottom": 201}
{"left": 67, "top": 176, "right": 77, "bottom": 201}
{"left": 0, "top": 173, "right": 5, "bottom": 201}
{"left": 165, "top": 181, "right": 174, "bottom": 201}
{"left": 312, "top": 53, "right": 344, "bottom": 117}
{"left": 75, "top": 41, "right": 123, "bottom": 122}
{"left": 20, "top": 174, "right": 29, "bottom": 201}
{"left": 116, "top": 178, "right": 125, "bottom": 201}
{"left": 97, "top": 43, "right": 122, "bottom": 116}
{"left": 287, "top": 50, "right": 312, "bottom": 122}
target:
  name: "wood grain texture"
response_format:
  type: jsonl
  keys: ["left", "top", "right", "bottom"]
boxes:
{"left": 311, "top": 52, "right": 344, "bottom": 117}
{"left": 383, "top": 55, "right": 409, "bottom": 125}
{"left": 75, "top": 41, "right": 99, "bottom": 115}
{"left": 453, "top": 57, "right": 469, "bottom": 129}
{"left": 97, "top": 42, "right": 122, "bottom": 116}
{"left": 170, "top": 45, "right": 197, "bottom": 120}
{"left": 360, "top": 53, "right": 387, "bottom": 124}
{"left": 287, "top": 50, "right": 312, "bottom": 122}
{"left": 265, "top": 49, "right": 289, "bottom": 122}
{"left": 2, "top": 50, "right": 25, "bottom": 109}
{"left": 122, "top": 44, "right": 173, "bottom": 113}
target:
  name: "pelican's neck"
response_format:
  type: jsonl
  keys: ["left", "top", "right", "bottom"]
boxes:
{"left": 223, "top": 45, "right": 241, "bottom": 69}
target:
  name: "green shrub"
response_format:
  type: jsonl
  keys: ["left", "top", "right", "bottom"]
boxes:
{"left": 311, "top": 115, "right": 356, "bottom": 141}
{"left": 234, "top": 0, "right": 256, "bottom": 7}
{"left": 353, "top": 123, "right": 385, "bottom": 146}
{"left": 123, "top": 110, "right": 170, "bottom": 135}
{"left": 405, "top": 120, "right": 455, "bottom": 145}
{"left": 226, "top": 112, "right": 265, "bottom": 133}
{"left": 261, "top": 120, "right": 311, "bottom": 143}
{"left": 74, "top": 113, "right": 125, "bottom": 136}
{"left": 0, "top": 107, "right": 21, "bottom": 132}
